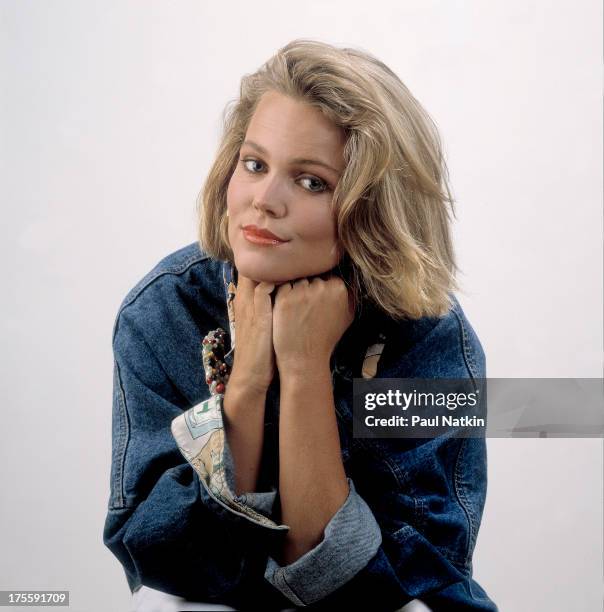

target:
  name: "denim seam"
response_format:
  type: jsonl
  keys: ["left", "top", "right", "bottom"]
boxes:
{"left": 390, "top": 523, "right": 415, "bottom": 541}
{"left": 109, "top": 306, "right": 193, "bottom": 510}
{"left": 112, "top": 253, "right": 210, "bottom": 344}
{"left": 388, "top": 451, "right": 426, "bottom": 530}
{"left": 357, "top": 440, "right": 410, "bottom": 492}
{"left": 453, "top": 437, "right": 475, "bottom": 572}
{"left": 414, "top": 496, "right": 426, "bottom": 529}
{"left": 109, "top": 359, "right": 131, "bottom": 510}
{"left": 451, "top": 306, "right": 478, "bottom": 381}
{"left": 354, "top": 441, "right": 426, "bottom": 529}
{"left": 115, "top": 286, "right": 201, "bottom": 409}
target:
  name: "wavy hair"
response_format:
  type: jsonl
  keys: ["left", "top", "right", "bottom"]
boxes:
{"left": 199, "top": 38, "right": 460, "bottom": 319}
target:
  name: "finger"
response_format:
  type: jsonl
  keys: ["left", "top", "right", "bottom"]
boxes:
{"left": 254, "top": 282, "right": 275, "bottom": 320}
{"left": 233, "top": 275, "right": 259, "bottom": 320}
{"left": 254, "top": 281, "right": 276, "bottom": 295}
{"left": 236, "top": 274, "right": 258, "bottom": 296}
{"left": 290, "top": 278, "right": 309, "bottom": 291}
{"left": 274, "top": 282, "right": 292, "bottom": 300}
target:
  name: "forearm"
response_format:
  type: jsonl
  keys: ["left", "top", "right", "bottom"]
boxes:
{"left": 222, "top": 379, "right": 267, "bottom": 496}
{"left": 277, "top": 360, "right": 349, "bottom": 564}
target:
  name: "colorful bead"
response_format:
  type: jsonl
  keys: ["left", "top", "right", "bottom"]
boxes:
{"left": 201, "top": 327, "right": 231, "bottom": 397}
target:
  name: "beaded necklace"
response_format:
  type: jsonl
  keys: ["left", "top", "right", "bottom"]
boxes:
{"left": 201, "top": 328, "right": 230, "bottom": 395}
{"left": 201, "top": 274, "right": 386, "bottom": 395}
{"left": 202, "top": 278, "right": 236, "bottom": 396}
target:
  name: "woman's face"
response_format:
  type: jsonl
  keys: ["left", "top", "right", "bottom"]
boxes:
{"left": 226, "top": 90, "right": 346, "bottom": 284}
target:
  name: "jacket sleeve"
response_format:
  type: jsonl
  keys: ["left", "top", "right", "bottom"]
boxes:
{"left": 103, "top": 307, "right": 286, "bottom": 602}
{"left": 259, "top": 434, "right": 496, "bottom": 610}
{"left": 170, "top": 392, "right": 286, "bottom": 529}
{"left": 263, "top": 477, "right": 383, "bottom": 606}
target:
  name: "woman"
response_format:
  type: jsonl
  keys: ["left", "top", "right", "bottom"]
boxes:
{"left": 104, "top": 39, "right": 497, "bottom": 611}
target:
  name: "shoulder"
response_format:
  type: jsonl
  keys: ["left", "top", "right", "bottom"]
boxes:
{"left": 111, "top": 243, "right": 227, "bottom": 388}
{"left": 116, "top": 242, "right": 214, "bottom": 316}
{"left": 378, "top": 295, "right": 486, "bottom": 380}
{"left": 113, "top": 243, "right": 224, "bottom": 345}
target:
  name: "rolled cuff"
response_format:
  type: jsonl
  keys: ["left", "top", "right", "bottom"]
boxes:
{"left": 264, "top": 478, "right": 382, "bottom": 606}
{"left": 171, "top": 393, "right": 287, "bottom": 531}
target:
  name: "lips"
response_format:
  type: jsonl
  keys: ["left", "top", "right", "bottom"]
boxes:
{"left": 242, "top": 225, "right": 288, "bottom": 242}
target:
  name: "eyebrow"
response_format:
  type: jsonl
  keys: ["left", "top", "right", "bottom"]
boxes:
{"left": 242, "top": 140, "right": 342, "bottom": 176}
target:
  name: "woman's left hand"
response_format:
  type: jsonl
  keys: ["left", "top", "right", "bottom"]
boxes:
{"left": 272, "top": 275, "right": 355, "bottom": 376}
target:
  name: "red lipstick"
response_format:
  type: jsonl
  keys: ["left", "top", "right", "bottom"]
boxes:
{"left": 242, "top": 225, "right": 289, "bottom": 246}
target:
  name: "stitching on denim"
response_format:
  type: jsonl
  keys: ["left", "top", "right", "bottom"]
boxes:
{"left": 385, "top": 455, "right": 408, "bottom": 489}
{"left": 357, "top": 439, "right": 410, "bottom": 492}
{"left": 390, "top": 523, "right": 415, "bottom": 541}
{"left": 112, "top": 252, "right": 210, "bottom": 344}
{"left": 110, "top": 284, "right": 200, "bottom": 511}
{"left": 413, "top": 496, "right": 426, "bottom": 529}
{"left": 354, "top": 440, "right": 432, "bottom": 532}
{"left": 382, "top": 449, "right": 429, "bottom": 529}
{"left": 451, "top": 305, "right": 478, "bottom": 381}
{"left": 109, "top": 359, "right": 132, "bottom": 510}
{"left": 453, "top": 437, "right": 476, "bottom": 571}
{"left": 114, "top": 255, "right": 210, "bottom": 409}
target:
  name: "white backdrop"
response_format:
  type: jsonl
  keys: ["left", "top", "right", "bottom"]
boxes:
{"left": 1, "top": 1, "right": 602, "bottom": 611}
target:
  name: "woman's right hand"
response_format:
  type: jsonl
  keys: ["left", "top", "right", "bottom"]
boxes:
{"left": 228, "top": 274, "right": 276, "bottom": 395}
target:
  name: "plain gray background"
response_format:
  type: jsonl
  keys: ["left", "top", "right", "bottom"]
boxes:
{"left": 1, "top": 1, "right": 602, "bottom": 611}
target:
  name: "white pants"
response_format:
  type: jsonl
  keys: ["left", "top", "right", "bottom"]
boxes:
{"left": 131, "top": 586, "right": 293, "bottom": 611}
{"left": 132, "top": 585, "right": 432, "bottom": 611}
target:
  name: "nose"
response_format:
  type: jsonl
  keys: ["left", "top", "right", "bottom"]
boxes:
{"left": 253, "top": 200, "right": 283, "bottom": 218}
{"left": 252, "top": 175, "right": 286, "bottom": 218}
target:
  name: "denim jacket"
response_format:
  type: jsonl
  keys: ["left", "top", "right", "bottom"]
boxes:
{"left": 103, "top": 243, "right": 498, "bottom": 611}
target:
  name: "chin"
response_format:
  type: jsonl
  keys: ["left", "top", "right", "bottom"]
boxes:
{"left": 233, "top": 246, "right": 340, "bottom": 284}
{"left": 231, "top": 258, "right": 279, "bottom": 283}
{"left": 241, "top": 269, "right": 292, "bottom": 285}
{"left": 236, "top": 262, "right": 338, "bottom": 285}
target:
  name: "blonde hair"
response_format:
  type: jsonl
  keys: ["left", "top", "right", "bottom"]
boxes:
{"left": 199, "top": 38, "right": 460, "bottom": 319}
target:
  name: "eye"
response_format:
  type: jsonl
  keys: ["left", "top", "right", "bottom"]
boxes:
{"left": 241, "top": 159, "right": 265, "bottom": 173}
{"left": 240, "top": 157, "right": 331, "bottom": 194}
{"left": 298, "top": 176, "right": 329, "bottom": 193}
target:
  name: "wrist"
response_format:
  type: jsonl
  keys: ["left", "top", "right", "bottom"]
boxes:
{"left": 224, "top": 376, "right": 269, "bottom": 403}
{"left": 278, "top": 357, "right": 332, "bottom": 386}
{"left": 228, "top": 357, "right": 273, "bottom": 393}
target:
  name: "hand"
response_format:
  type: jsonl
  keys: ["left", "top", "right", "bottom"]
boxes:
{"left": 229, "top": 274, "right": 276, "bottom": 394}
{"left": 272, "top": 275, "right": 355, "bottom": 375}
